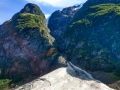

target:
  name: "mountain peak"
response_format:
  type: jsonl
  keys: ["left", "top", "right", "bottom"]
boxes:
{"left": 20, "top": 3, "right": 44, "bottom": 15}
{"left": 11, "top": 3, "right": 45, "bottom": 26}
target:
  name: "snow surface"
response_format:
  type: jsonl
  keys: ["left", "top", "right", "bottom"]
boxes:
{"left": 16, "top": 62, "right": 114, "bottom": 90}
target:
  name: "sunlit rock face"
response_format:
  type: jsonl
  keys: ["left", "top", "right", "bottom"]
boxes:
{"left": 0, "top": 3, "right": 60, "bottom": 82}
{"left": 16, "top": 62, "right": 114, "bottom": 90}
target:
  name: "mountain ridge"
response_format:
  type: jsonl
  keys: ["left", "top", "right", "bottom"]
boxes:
{"left": 0, "top": 0, "right": 120, "bottom": 89}
{"left": 48, "top": 0, "right": 120, "bottom": 89}
{"left": 48, "top": 5, "right": 81, "bottom": 51}
{"left": 0, "top": 3, "right": 62, "bottom": 89}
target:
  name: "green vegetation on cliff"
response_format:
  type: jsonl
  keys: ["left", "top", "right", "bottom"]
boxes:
{"left": 0, "top": 3, "right": 57, "bottom": 89}
{"left": 64, "top": 4, "right": 120, "bottom": 76}
{"left": 0, "top": 79, "right": 11, "bottom": 90}
{"left": 16, "top": 13, "right": 43, "bottom": 29}
{"left": 71, "top": 4, "right": 120, "bottom": 28}
{"left": 10, "top": 8, "right": 54, "bottom": 45}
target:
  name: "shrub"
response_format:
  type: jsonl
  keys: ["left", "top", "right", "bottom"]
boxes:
{"left": 0, "top": 79, "right": 11, "bottom": 90}
{"left": 115, "top": 62, "right": 120, "bottom": 76}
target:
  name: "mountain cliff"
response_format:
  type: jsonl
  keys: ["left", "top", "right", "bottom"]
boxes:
{"left": 0, "top": 3, "right": 61, "bottom": 88}
{"left": 48, "top": 5, "right": 81, "bottom": 50}
{"left": 1, "top": 0, "right": 120, "bottom": 89}
{"left": 48, "top": 0, "right": 120, "bottom": 89}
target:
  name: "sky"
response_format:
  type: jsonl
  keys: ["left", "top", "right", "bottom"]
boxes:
{"left": 0, "top": 0, "right": 87, "bottom": 25}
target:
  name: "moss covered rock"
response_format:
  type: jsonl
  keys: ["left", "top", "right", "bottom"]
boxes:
{"left": 61, "top": 3, "right": 120, "bottom": 75}
{"left": 0, "top": 3, "right": 60, "bottom": 87}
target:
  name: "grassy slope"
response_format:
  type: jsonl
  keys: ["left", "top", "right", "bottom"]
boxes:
{"left": 12, "top": 13, "right": 54, "bottom": 45}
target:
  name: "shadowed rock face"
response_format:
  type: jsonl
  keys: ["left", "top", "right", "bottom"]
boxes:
{"left": 0, "top": 3, "right": 60, "bottom": 82}
{"left": 0, "top": 0, "right": 120, "bottom": 89}
{"left": 48, "top": 5, "right": 81, "bottom": 51}
{"left": 16, "top": 62, "right": 114, "bottom": 90}
{"left": 20, "top": 3, "right": 44, "bottom": 15}
{"left": 48, "top": 0, "right": 120, "bottom": 75}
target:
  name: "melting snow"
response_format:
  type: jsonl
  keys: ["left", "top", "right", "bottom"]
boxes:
{"left": 16, "top": 62, "right": 114, "bottom": 90}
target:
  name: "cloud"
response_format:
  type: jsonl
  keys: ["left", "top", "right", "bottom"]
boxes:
{"left": 45, "top": 14, "right": 50, "bottom": 19}
{"left": 25, "top": 0, "right": 87, "bottom": 7}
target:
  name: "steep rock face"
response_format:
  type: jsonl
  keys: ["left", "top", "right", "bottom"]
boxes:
{"left": 0, "top": 3, "right": 60, "bottom": 82}
{"left": 20, "top": 3, "right": 44, "bottom": 15}
{"left": 48, "top": 5, "right": 81, "bottom": 50}
{"left": 16, "top": 62, "right": 113, "bottom": 90}
{"left": 48, "top": 0, "right": 120, "bottom": 76}
{"left": 74, "top": 0, "right": 120, "bottom": 21}
{"left": 63, "top": 2, "right": 120, "bottom": 74}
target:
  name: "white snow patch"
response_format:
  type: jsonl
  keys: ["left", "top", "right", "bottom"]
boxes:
{"left": 16, "top": 62, "right": 114, "bottom": 90}
{"left": 45, "top": 14, "right": 50, "bottom": 19}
